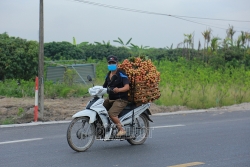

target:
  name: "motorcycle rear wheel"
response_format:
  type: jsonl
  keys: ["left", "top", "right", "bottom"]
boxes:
{"left": 127, "top": 114, "right": 149, "bottom": 145}
{"left": 67, "top": 117, "right": 95, "bottom": 152}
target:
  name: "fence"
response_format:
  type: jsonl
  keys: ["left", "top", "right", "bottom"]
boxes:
{"left": 46, "top": 64, "right": 96, "bottom": 85}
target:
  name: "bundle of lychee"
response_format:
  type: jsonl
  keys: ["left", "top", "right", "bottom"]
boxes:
{"left": 118, "top": 56, "right": 161, "bottom": 105}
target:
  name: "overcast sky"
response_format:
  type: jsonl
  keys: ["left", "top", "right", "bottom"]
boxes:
{"left": 1, "top": 0, "right": 250, "bottom": 48}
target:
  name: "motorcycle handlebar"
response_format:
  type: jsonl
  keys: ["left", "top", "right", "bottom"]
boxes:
{"left": 107, "top": 87, "right": 113, "bottom": 94}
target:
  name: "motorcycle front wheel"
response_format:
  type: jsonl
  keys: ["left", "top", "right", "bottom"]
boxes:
{"left": 127, "top": 114, "right": 149, "bottom": 145}
{"left": 67, "top": 117, "right": 95, "bottom": 152}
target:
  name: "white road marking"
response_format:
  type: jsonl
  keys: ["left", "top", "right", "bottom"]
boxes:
{"left": 152, "top": 125, "right": 185, "bottom": 129}
{"left": 0, "top": 121, "right": 71, "bottom": 128}
{"left": 168, "top": 162, "right": 205, "bottom": 167}
{"left": 0, "top": 138, "right": 43, "bottom": 145}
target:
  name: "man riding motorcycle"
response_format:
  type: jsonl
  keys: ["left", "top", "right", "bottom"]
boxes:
{"left": 103, "top": 55, "right": 130, "bottom": 136}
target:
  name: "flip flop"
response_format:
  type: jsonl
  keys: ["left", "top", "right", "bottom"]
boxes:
{"left": 116, "top": 130, "right": 126, "bottom": 136}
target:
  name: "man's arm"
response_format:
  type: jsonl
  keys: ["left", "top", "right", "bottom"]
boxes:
{"left": 113, "top": 84, "right": 129, "bottom": 93}
{"left": 103, "top": 73, "right": 109, "bottom": 88}
{"left": 103, "top": 79, "right": 108, "bottom": 88}
{"left": 113, "top": 76, "right": 130, "bottom": 93}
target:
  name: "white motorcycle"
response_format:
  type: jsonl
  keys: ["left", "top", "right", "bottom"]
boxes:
{"left": 67, "top": 75, "right": 153, "bottom": 152}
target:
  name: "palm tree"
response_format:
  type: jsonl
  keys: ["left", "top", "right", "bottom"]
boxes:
{"left": 78, "top": 42, "right": 89, "bottom": 46}
{"left": 236, "top": 36, "right": 241, "bottom": 48}
{"left": 94, "top": 40, "right": 111, "bottom": 48}
{"left": 198, "top": 40, "right": 201, "bottom": 51}
{"left": 113, "top": 37, "right": 132, "bottom": 47}
{"left": 129, "top": 43, "right": 149, "bottom": 56}
{"left": 226, "top": 25, "right": 236, "bottom": 45}
{"left": 165, "top": 43, "right": 173, "bottom": 50}
{"left": 238, "top": 31, "right": 247, "bottom": 60}
{"left": 184, "top": 33, "right": 194, "bottom": 60}
{"left": 210, "top": 37, "right": 221, "bottom": 53}
{"left": 245, "top": 32, "right": 250, "bottom": 48}
{"left": 202, "top": 28, "right": 212, "bottom": 62}
{"left": 73, "top": 37, "right": 77, "bottom": 46}
{"left": 177, "top": 42, "right": 185, "bottom": 58}
{"left": 72, "top": 37, "right": 90, "bottom": 47}
{"left": 94, "top": 41, "right": 102, "bottom": 45}
{"left": 240, "top": 31, "right": 246, "bottom": 48}
{"left": 184, "top": 33, "right": 193, "bottom": 48}
{"left": 102, "top": 40, "right": 111, "bottom": 48}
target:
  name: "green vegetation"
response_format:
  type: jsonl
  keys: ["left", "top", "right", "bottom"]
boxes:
{"left": 1, "top": 58, "right": 250, "bottom": 109}
{"left": 0, "top": 79, "right": 35, "bottom": 97}
{"left": 1, "top": 118, "right": 15, "bottom": 125}
{"left": 1, "top": 25, "right": 250, "bottom": 109}
{"left": 94, "top": 58, "right": 250, "bottom": 108}
{"left": 63, "top": 68, "right": 78, "bottom": 86}
{"left": 0, "top": 80, "right": 89, "bottom": 98}
{"left": 155, "top": 59, "right": 250, "bottom": 108}
{"left": 44, "top": 41, "right": 84, "bottom": 60}
{"left": 0, "top": 32, "right": 38, "bottom": 81}
{"left": 17, "top": 107, "right": 25, "bottom": 116}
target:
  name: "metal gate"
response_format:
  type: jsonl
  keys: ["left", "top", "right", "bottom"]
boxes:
{"left": 46, "top": 64, "right": 96, "bottom": 85}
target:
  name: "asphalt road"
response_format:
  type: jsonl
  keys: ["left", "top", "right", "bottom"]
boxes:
{"left": 0, "top": 110, "right": 250, "bottom": 167}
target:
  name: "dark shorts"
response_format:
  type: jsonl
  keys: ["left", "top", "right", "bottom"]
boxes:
{"left": 103, "top": 98, "right": 128, "bottom": 117}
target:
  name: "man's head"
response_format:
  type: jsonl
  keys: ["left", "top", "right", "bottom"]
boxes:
{"left": 107, "top": 55, "right": 118, "bottom": 64}
{"left": 107, "top": 55, "right": 118, "bottom": 71}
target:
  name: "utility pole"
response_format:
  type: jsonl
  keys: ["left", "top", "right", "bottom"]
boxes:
{"left": 38, "top": 0, "right": 44, "bottom": 119}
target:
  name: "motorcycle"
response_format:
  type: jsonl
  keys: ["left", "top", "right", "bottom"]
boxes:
{"left": 66, "top": 75, "right": 153, "bottom": 152}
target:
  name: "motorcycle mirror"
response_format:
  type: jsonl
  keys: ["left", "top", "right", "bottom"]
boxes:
{"left": 87, "top": 75, "right": 92, "bottom": 82}
{"left": 87, "top": 75, "right": 94, "bottom": 86}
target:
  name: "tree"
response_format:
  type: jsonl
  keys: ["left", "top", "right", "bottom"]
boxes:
{"left": 0, "top": 33, "right": 39, "bottom": 80}
{"left": 202, "top": 28, "right": 212, "bottom": 62}
{"left": 240, "top": 31, "right": 247, "bottom": 48}
{"left": 198, "top": 40, "right": 201, "bottom": 51}
{"left": 236, "top": 36, "right": 241, "bottom": 48}
{"left": 113, "top": 37, "right": 132, "bottom": 47}
{"left": 78, "top": 43, "right": 131, "bottom": 61}
{"left": 184, "top": 33, "right": 194, "bottom": 60}
{"left": 129, "top": 43, "right": 149, "bottom": 57}
{"left": 238, "top": 31, "right": 248, "bottom": 60}
{"left": 44, "top": 41, "right": 84, "bottom": 60}
{"left": 78, "top": 42, "right": 90, "bottom": 48}
{"left": 210, "top": 37, "right": 221, "bottom": 52}
{"left": 245, "top": 32, "right": 250, "bottom": 48}
{"left": 226, "top": 25, "right": 236, "bottom": 44}
{"left": 94, "top": 40, "right": 111, "bottom": 48}
{"left": 73, "top": 37, "right": 77, "bottom": 46}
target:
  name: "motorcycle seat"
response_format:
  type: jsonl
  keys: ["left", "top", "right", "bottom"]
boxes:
{"left": 118, "top": 103, "right": 136, "bottom": 118}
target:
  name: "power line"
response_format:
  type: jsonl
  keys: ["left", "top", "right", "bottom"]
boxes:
{"left": 70, "top": 0, "right": 250, "bottom": 23}
{"left": 173, "top": 15, "right": 250, "bottom": 23}
{"left": 172, "top": 16, "right": 248, "bottom": 32}
{"left": 192, "top": 21, "right": 250, "bottom": 30}
{"left": 171, "top": 15, "right": 228, "bottom": 31}
{"left": 68, "top": 0, "right": 249, "bottom": 32}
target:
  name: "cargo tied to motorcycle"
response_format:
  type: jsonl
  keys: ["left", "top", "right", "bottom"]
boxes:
{"left": 118, "top": 56, "right": 161, "bottom": 105}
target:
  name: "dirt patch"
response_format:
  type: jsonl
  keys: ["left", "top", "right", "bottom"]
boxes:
{"left": 205, "top": 102, "right": 250, "bottom": 112}
{"left": 0, "top": 96, "right": 249, "bottom": 124}
{"left": 0, "top": 96, "right": 90, "bottom": 124}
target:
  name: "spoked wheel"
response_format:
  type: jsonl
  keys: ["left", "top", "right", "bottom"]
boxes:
{"left": 67, "top": 117, "right": 96, "bottom": 152}
{"left": 127, "top": 114, "right": 149, "bottom": 145}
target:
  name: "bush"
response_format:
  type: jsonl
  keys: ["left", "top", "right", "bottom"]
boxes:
{"left": 0, "top": 80, "right": 89, "bottom": 98}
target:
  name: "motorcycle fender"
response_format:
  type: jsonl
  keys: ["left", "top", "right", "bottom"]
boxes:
{"left": 144, "top": 109, "right": 153, "bottom": 122}
{"left": 72, "top": 109, "right": 96, "bottom": 123}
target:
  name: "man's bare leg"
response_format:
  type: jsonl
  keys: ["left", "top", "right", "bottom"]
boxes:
{"left": 110, "top": 116, "right": 126, "bottom": 136}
